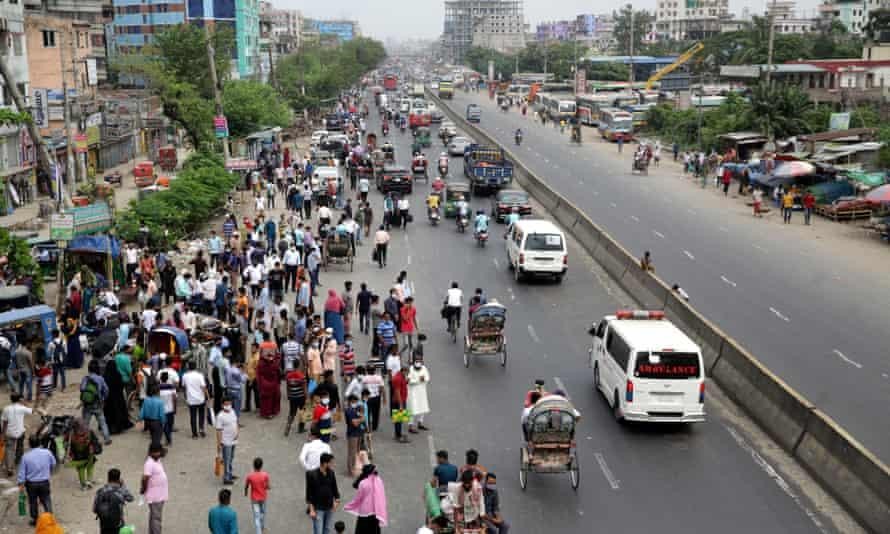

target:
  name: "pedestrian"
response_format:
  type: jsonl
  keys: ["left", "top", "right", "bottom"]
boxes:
{"left": 158, "top": 371, "right": 177, "bottom": 446}
{"left": 362, "top": 367, "right": 385, "bottom": 433}
{"left": 225, "top": 362, "right": 246, "bottom": 419}
{"left": 617, "top": 137, "right": 624, "bottom": 153}
{"left": 342, "top": 281, "right": 354, "bottom": 336}
{"left": 407, "top": 359, "right": 430, "bottom": 433}
{"left": 344, "top": 464, "right": 388, "bottom": 534}
{"left": 139, "top": 383, "right": 165, "bottom": 449}
{"left": 208, "top": 489, "right": 238, "bottom": 534}
{"left": 256, "top": 346, "right": 282, "bottom": 418}
{"left": 782, "top": 190, "right": 794, "bottom": 224}
{"left": 300, "top": 426, "right": 332, "bottom": 471}
{"left": 312, "top": 389, "right": 334, "bottom": 443}
{"left": 67, "top": 417, "right": 101, "bottom": 490}
{"left": 803, "top": 190, "right": 815, "bottom": 225}
{"left": 481, "top": 472, "right": 510, "bottom": 534}
{"left": 81, "top": 359, "right": 113, "bottom": 445}
{"left": 17, "top": 434, "right": 55, "bottom": 526}
{"left": 399, "top": 297, "right": 418, "bottom": 356}
{"left": 15, "top": 343, "right": 34, "bottom": 401}
{"left": 356, "top": 283, "right": 373, "bottom": 335}
{"left": 181, "top": 361, "right": 209, "bottom": 439}
{"left": 391, "top": 364, "right": 409, "bottom": 443}
{"left": 672, "top": 142, "right": 679, "bottom": 161}
{"left": 374, "top": 225, "right": 389, "bottom": 269}
{"left": 752, "top": 188, "right": 763, "bottom": 217}
{"left": 34, "top": 356, "right": 53, "bottom": 410}
{"left": 433, "top": 450, "right": 459, "bottom": 490}
{"left": 216, "top": 396, "right": 239, "bottom": 485}
{"left": 2, "top": 393, "right": 31, "bottom": 476}
{"left": 722, "top": 166, "right": 732, "bottom": 196}
{"left": 376, "top": 313, "right": 397, "bottom": 357}
{"left": 344, "top": 394, "right": 365, "bottom": 476}
{"left": 672, "top": 284, "right": 690, "bottom": 302}
{"left": 306, "top": 452, "right": 340, "bottom": 534}
{"left": 285, "top": 363, "right": 308, "bottom": 436}
{"left": 244, "top": 457, "right": 270, "bottom": 534}
{"left": 640, "top": 251, "right": 654, "bottom": 273}
{"left": 93, "top": 468, "right": 134, "bottom": 534}
{"left": 47, "top": 329, "right": 66, "bottom": 391}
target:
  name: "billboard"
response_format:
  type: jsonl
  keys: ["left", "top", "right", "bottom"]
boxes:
{"left": 31, "top": 88, "right": 48, "bottom": 128}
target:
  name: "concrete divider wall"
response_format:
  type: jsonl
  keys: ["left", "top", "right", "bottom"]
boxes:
{"left": 427, "top": 89, "right": 890, "bottom": 532}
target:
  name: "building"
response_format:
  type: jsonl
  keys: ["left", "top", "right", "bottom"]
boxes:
{"left": 536, "top": 20, "right": 574, "bottom": 42}
{"left": 258, "top": 1, "right": 300, "bottom": 82}
{"left": 442, "top": 0, "right": 526, "bottom": 63}
{"left": 0, "top": 0, "right": 34, "bottom": 208}
{"left": 655, "top": 0, "right": 730, "bottom": 41}
{"left": 109, "top": 0, "right": 187, "bottom": 56}
{"left": 818, "top": 0, "right": 885, "bottom": 34}
{"left": 186, "top": 0, "right": 261, "bottom": 79}
{"left": 721, "top": 2, "right": 818, "bottom": 34}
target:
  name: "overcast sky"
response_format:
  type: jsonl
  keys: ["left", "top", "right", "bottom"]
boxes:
{"left": 273, "top": 0, "right": 822, "bottom": 40}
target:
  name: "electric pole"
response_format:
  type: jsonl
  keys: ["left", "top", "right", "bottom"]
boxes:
{"left": 60, "top": 28, "right": 76, "bottom": 198}
{"left": 765, "top": 0, "right": 778, "bottom": 85}
{"left": 628, "top": 5, "right": 635, "bottom": 87}
{"left": 204, "top": 25, "right": 230, "bottom": 159}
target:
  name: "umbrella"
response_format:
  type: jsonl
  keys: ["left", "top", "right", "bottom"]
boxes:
{"left": 771, "top": 161, "right": 816, "bottom": 179}
{"left": 865, "top": 184, "right": 890, "bottom": 203}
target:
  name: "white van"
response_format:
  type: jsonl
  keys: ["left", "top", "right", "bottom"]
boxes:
{"left": 400, "top": 98, "right": 412, "bottom": 114}
{"left": 505, "top": 219, "right": 567, "bottom": 283}
{"left": 588, "top": 310, "right": 706, "bottom": 424}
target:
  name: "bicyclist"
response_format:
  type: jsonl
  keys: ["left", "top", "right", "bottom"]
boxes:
{"left": 445, "top": 282, "right": 463, "bottom": 330}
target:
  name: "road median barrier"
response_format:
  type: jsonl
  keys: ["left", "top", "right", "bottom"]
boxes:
{"left": 428, "top": 89, "right": 890, "bottom": 532}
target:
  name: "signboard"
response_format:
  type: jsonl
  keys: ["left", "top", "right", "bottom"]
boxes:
{"left": 720, "top": 65, "right": 761, "bottom": 79}
{"left": 86, "top": 58, "right": 98, "bottom": 86}
{"left": 71, "top": 202, "right": 112, "bottom": 236}
{"left": 214, "top": 115, "right": 228, "bottom": 138}
{"left": 488, "top": 60, "right": 494, "bottom": 83}
{"left": 74, "top": 133, "right": 88, "bottom": 153}
{"left": 31, "top": 88, "right": 48, "bottom": 128}
{"left": 50, "top": 213, "right": 74, "bottom": 240}
{"left": 575, "top": 68, "right": 587, "bottom": 95}
{"left": 829, "top": 112, "right": 851, "bottom": 131}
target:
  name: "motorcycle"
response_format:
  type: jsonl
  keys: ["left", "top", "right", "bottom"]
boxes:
{"left": 515, "top": 134, "right": 522, "bottom": 146}
{"left": 34, "top": 413, "right": 74, "bottom": 469}
{"left": 382, "top": 125, "right": 389, "bottom": 137}
{"left": 438, "top": 164, "right": 448, "bottom": 178}
{"left": 475, "top": 229, "right": 489, "bottom": 247}
{"left": 429, "top": 208, "right": 440, "bottom": 226}
{"left": 457, "top": 214, "right": 468, "bottom": 233}
{"left": 400, "top": 123, "right": 407, "bottom": 134}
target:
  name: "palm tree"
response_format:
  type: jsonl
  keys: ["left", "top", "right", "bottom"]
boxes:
{"left": 747, "top": 83, "right": 814, "bottom": 140}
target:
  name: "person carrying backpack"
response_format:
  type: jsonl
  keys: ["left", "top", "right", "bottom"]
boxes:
{"left": 48, "top": 329, "right": 67, "bottom": 391}
{"left": 94, "top": 468, "right": 134, "bottom": 534}
{"left": 80, "top": 360, "right": 112, "bottom": 445}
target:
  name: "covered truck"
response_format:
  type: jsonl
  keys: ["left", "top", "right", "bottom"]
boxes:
{"left": 463, "top": 144, "right": 514, "bottom": 194}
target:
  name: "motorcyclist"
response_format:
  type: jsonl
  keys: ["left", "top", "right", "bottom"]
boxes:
{"left": 431, "top": 175, "right": 445, "bottom": 194}
{"left": 515, "top": 128, "right": 523, "bottom": 146}
{"left": 426, "top": 192, "right": 441, "bottom": 218}
{"left": 454, "top": 194, "right": 469, "bottom": 229}
{"left": 438, "top": 152, "right": 449, "bottom": 176}
{"left": 474, "top": 210, "right": 489, "bottom": 237}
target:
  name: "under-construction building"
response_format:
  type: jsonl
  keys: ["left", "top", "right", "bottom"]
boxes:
{"left": 442, "top": 0, "right": 527, "bottom": 64}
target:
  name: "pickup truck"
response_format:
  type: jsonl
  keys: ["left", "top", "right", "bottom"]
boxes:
{"left": 463, "top": 144, "right": 514, "bottom": 194}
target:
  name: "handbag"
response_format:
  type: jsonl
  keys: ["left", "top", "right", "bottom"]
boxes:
{"left": 214, "top": 455, "right": 223, "bottom": 478}
{"left": 406, "top": 212, "right": 414, "bottom": 223}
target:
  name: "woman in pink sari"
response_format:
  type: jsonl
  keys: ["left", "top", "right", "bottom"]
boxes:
{"left": 344, "top": 464, "right": 388, "bottom": 534}
{"left": 256, "top": 352, "right": 282, "bottom": 418}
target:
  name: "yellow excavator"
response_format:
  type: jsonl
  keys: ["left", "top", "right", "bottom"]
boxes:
{"left": 644, "top": 42, "right": 705, "bottom": 91}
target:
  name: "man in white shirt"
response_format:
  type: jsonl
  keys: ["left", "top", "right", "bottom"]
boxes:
{"left": 244, "top": 262, "right": 265, "bottom": 299}
{"left": 201, "top": 275, "right": 216, "bottom": 313}
{"left": 445, "top": 282, "right": 463, "bottom": 329}
{"left": 215, "top": 398, "right": 239, "bottom": 484}
{"left": 317, "top": 205, "right": 333, "bottom": 227}
{"left": 2, "top": 393, "right": 33, "bottom": 475}
{"left": 141, "top": 307, "right": 159, "bottom": 331}
{"left": 181, "top": 361, "right": 209, "bottom": 438}
{"left": 125, "top": 243, "right": 139, "bottom": 283}
{"left": 283, "top": 245, "right": 301, "bottom": 293}
{"left": 298, "top": 427, "right": 332, "bottom": 471}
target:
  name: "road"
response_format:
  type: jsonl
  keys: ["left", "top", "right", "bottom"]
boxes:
{"left": 367, "top": 109, "right": 853, "bottom": 532}
{"left": 437, "top": 89, "right": 890, "bottom": 465}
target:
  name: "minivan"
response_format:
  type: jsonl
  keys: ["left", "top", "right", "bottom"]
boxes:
{"left": 466, "top": 104, "right": 482, "bottom": 123}
{"left": 505, "top": 219, "right": 567, "bottom": 283}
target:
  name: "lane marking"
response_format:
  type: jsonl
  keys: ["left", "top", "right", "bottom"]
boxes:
{"left": 630, "top": 215, "right": 640, "bottom": 222}
{"left": 720, "top": 275, "right": 737, "bottom": 288}
{"left": 578, "top": 180, "right": 584, "bottom": 185}
{"left": 407, "top": 255, "right": 412, "bottom": 265}
{"left": 687, "top": 208, "right": 697, "bottom": 215}
{"left": 653, "top": 230, "right": 665, "bottom": 239}
{"left": 683, "top": 250, "right": 695, "bottom": 260}
{"left": 594, "top": 452, "right": 621, "bottom": 490}
{"left": 527, "top": 324, "right": 541, "bottom": 344}
{"left": 428, "top": 435, "right": 437, "bottom": 468}
{"left": 832, "top": 349, "right": 863, "bottom": 369}
{"left": 719, "top": 226, "right": 729, "bottom": 233}
{"left": 492, "top": 257, "right": 500, "bottom": 268}
{"left": 769, "top": 307, "right": 790, "bottom": 322}
{"left": 753, "top": 244, "right": 766, "bottom": 252}
{"left": 725, "top": 425, "right": 828, "bottom": 533}
{"left": 592, "top": 190, "right": 599, "bottom": 196}
{"left": 609, "top": 202, "right": 617, "bottom": 208}
{"left": 553, "top": 376, "right": 568, "bottom": 398}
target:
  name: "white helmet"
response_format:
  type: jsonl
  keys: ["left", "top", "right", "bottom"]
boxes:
{"left": 440, "top": 152, "right": 447, "bottom": 157}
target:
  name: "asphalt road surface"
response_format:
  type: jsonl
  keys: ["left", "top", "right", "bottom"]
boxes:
{"left": 437, "top": 89, "right": 890, "bottom": 466}
{"left": 365, "top": 108, "right": 853, "bottom": 533}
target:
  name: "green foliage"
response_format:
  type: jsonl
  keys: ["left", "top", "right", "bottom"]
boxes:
{"left": 277, "top": 37, "right": 386, "bottom": 113}
{"left": 222, "top": 80, "right": 292, "bottom": 138}
{"left": 0, "top": 108, "right": 31, "bottom": 126}
{"left": 877, "top": 144, "right": 890, "bottom": 169}
{"left": 802, "top": 105, "right": 833, "bottom": 133}
{"left": 582, "top": 61, "right": 630, "bottom": 81}
{"left": 114, "top": 153, "right": 236, "bottom": 249}
{"left": 182, "top": 150, "right": 224, "bottom": 172}
{"left": 0, "top": 228, "right": 42, "bottom": 298}
{"left": 612, "top": 6, "right": 654, "bottom": 56}
{"left": 748, "top": 83, "right": 814, "bottom": 139}
{"left": 850, "top": 105, "right": 881, "bottom": 128}
{"left": 465, "top": 47, "right": 515, "bottom": 80}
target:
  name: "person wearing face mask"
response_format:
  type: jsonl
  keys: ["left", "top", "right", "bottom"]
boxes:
{"left": 344, "top": 394, "right": 365, "bottom": 477}
{"left": 407, "top": 359, "right": 430, "bottom": 433}
{"left": 307, "top": 339, "right": 323, "bottom": 383}
{"left": 481, "top": 472, "right": 509, "bottom": 534}
{"left": 312, "top": 391, "right": 333, "bottom": 443}
{"left": 216, "top": 397, "right": 239, "bottom": 485}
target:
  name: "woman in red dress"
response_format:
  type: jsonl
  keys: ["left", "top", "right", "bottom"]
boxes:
{"left": 256, "top": 352, "right": 282, "bottom": 418}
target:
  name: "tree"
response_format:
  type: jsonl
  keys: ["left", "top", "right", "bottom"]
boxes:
{"left": 582, "top": 61, "right": 630, "bottom": 81}
{"left": 747, "top": 83, "right": 814, "bottom": 139}
{"left": 222, "top": 80, "right": 292, "bottom": 138}
{"left": 0, "top": 228, "right": 42, "bottom": 298}
{"left": 612, "top": 6, "right": 654, "bottom": 55}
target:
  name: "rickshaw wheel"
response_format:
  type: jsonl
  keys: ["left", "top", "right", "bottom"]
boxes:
{"left": 501, "top": 341, "right": 507, "bottom": 367}
{"left": 570, "top": 453, "right": 580, "bottom": 490}
{"left": 519, "top": 449, "right": 528, "bottom": 490}
{"left": 463, "top": 339, "right": 470, "bottom": 368}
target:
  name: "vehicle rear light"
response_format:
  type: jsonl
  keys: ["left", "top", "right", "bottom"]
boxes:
{"left": 563, "top": 254, "right": 568, "bottom": 266}
{"left": 626, "top": 380, "right": 634, "bottom": 403}
{"left": 616, "top": 310, "right": 665, "bottom": 320}
{"left": 519, "top": 253, "right": 524, "bottom": 264}
{"left": 699, "top": 382, "right": 705, "bottom": 403}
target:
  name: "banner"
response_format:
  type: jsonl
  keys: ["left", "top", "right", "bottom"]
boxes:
{"left": 86, "top": 58, "right": 98, "bottom": 86}
{"left": 829, "top": 112, "right": 850, "bottom": 131}
{"left": 31, "top": 88, "right": 48, "bottom": 128}
{"left": 214, "top": 115, "right": 228, "bottom": 138}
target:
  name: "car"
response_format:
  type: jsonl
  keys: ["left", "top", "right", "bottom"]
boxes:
{"left": 376, "top": 164, "right": 412, "bottom": 194}
{"left": 505, "top": 219, "right": 567, "bottom": 283}
{"left": 490, "top": 189, "right": 532, "bottom": 222}
{"left": 448, "top": 136, "right": 472, "bottom": 156}
{"left": 429, "top": 106, "right": 444, "bottom": 123}
{"left": 311, "top": 130, "right": 329, "bottom": 146}
{"left": 324, "top": 114, "right": 342, "bottom": 131}
{"left": 466, "top": 104, "right": 482, "bottom": 123}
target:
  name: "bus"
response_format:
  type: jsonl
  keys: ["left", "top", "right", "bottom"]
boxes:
{"left": 598, "top": 107, "right": 634, "bottom": 142}
{"left": 623, "top": 103, "right": 656, "bottom": 128}
{"left": 536, "top": 92, "right": 577, "bottom": 121}
{"left": 506, "top": 84, "right": 531, "bottom": 103}
{"left": 383, "top": 74, "right": 398, "bottom": 91}
{"left": 575, "top": 94, "right": 613, "bottom": 127}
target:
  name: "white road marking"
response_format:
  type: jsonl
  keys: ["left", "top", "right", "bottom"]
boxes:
{"left": 720, "top": 275, "right": 737, "bottom": 288}
{"left": 725, "top": 425, "right": 829, "bottom": 533}
{"left": 630, "top": 215, "right": 640, "bottom": 222}
{"left": 687, "top": 208, "right": 697, "bottom": 215}
{"left": 883, "top": 373, "right": 889, "bottom": 379}
{"left": 506, "top": 287, "right": 516, "bottom": 301}
{"left": 769, "top": 307, "right": 790, "bottom": 322}
{"left": 832, "top": 349, "right": 863, "bottom": 369}
{"left": 544, "top": 159, "right": 550, "bottom": 163}
{"left": 609, "top": 202, "right": 617, "bottom": 208}
{"left": 592, "top": 190, "right": 599, "bottom": 196}
{"left": 428, "top": 435, "right": 437, "bottom": 468}
{"left": 578, "top": 180, "right": 584, "bottom": 185}
{"left": 527, "top": 324, "right": 541, "bottom": 343}
{"left": 492, "top": 257, "right": 500, "bottom": 268}
{"left": 407, "top": 255, "right": 412, "bottom": 265}
{"left": 553, "top": 376, "right": 569, "bottom": 398}
{"left": 753, "top": 244, "right": 766, "bottom": 252}
{"left": 653, "top": 230, "right": 665, "bottom": 239}
{"left": 594, "top": 453, "right": 621, "bottom": 490}
{"left": 683, "top": 250, "right": 695, "bottom": 260}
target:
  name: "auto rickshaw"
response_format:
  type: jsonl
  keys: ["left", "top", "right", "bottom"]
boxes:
{"left": 443, "top": 181, "right": 471, "bottom": 218}
{"left": 27, "top": 238, "right": 60, "bottom": 280}
{"left": 158, "top": 145, "right": 178, "bottom": 171}
{"left": 414, "top": 126, "right": 432, "bottom": 148}
{"left": 147, "top": 326, "right": 191, "bottom": 372}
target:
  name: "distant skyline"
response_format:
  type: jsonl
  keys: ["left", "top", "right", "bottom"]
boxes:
{"left": 272, "top": 0, "right": 823, "bottom": 40}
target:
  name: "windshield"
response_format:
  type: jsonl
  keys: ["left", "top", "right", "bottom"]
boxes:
{"left": 614, "top": 119, "right": 633, "bottom": 131}
{"left": 525, "top": 233, "right": 563, "bottom": 251}
{"left": 498, "top": 192, "right": 528, "bottom": 204}
{"left": 634, "top": 352, "right": 701, "bottom": 379}
{"left": 559, "top": 102, "right": 577, "bottom": 113}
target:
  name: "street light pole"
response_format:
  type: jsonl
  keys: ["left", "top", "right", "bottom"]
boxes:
{"left": 765, "top": 0, "right": 778, "bottom": 85}
{"left": 628, "top": 4, "right": 635, "bottom": 87}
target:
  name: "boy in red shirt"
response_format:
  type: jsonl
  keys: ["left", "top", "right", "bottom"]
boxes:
{"left": 244, "top": 457, "right": 271, "bottom": 533}
{"left": 285, "top": 366, "right": 307, "bottom": 436}
{"left": 399, "top": 297, "right": 418, "bottom": 357}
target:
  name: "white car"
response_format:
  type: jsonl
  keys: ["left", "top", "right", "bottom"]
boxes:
{"left": 448, "top": 136, "right": 472, "bottom": 156}
{"left": 311, "top": 130, "right": 329, "bottom": 146}
{"left": 505, "top": 219, "right": 567, "bottom": 283}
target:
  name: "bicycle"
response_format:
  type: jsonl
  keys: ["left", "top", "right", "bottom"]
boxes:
{"left": 446, "top": 311, "right": 458, "bottom": 344}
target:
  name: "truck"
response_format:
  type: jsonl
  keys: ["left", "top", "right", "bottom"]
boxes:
{"left": 463, "top": 144, "right": 514, "bottom": 194}
{"left": 410, "top": 83, "right": 425, "bottom": 98}
{"left": 438, "top": 80, "right": 454, "bottom": 99}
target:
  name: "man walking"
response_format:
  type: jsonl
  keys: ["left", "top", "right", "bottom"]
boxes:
{"left": 2, "top": 393, "right": 31, "bottom": 476}
{"left": 181, "top": 361, "right": 209, "bottom": 438}
{"left": 391, "top": 364, "right": 409, "bottom": 443}
{"left": 93, "top": 468, "right": 134, "bottom": 534}
{"left": 782, "top": 190, "right": 794, "bottom": 224}
{"left": 216, "top": 397, "right": 239, "bottom": 485}
{"left": 244, "top": 457, "right": 271, "bottom": 534}
{"left": 399, "top": 297, "right": 418, "bottom": 356}
{"left": 306, "top": 453, "right": 340, "bottom": 534}
{"left": 81, "top": 359, "right": 112, "bottom": 445}
{"left": 803, "top": 190, "right": 815, "bottom": 225}
{"left": 141, "top": 444, "right": 168, "bottom": 534}
{"left": 208, "top": 489, "right": 238, "bottom": 534}
{"left": 47, "top": 329, "right": 66, "bottom": 391}
{"left": 17, "top": 435, "right": 55, "bottom": 526}
{"left": 139, "top": 383, "right": 166, "bottom": 449}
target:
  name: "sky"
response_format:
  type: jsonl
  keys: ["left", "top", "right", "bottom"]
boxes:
{"left": 274, "top": 0, "right": 822, "bottom": 40}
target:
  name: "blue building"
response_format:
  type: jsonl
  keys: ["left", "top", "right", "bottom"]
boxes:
{"left": 110, "top": 0, "right": 187, "bottom": 55}
{"left": 186, "top": 0, "right": 260, "bottom": 79}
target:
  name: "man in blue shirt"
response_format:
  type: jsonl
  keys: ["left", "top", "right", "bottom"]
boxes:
{"left": 18, "top": 435, "right": 55, "bottom": 526}
{"left": 208, "top": 231, "right": 223, "bottom": 269}
{"left": 139, "top": 383, "right": 166, "bottom": 449}
{"left": 376, "top": 312, "right": 397, "bottom": 356}
{"left": 433, "top": 450, "right": 458, "bottom": 491}
{"left": 208, "top": 488, "right": 238, "bottom": 534}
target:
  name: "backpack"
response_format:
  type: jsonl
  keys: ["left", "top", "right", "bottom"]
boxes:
{"left": 51, "top": 340, "right": 65, "bottom": 365}
{"left": 80, "top": 377, "right": 100, "bottom": 406}
{"left": 94, "top": 487, "right": 123, "bottom": 527}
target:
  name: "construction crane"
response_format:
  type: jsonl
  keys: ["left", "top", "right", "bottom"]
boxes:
{"left": 644, "top": 42, "right": 705, "bottom": 91}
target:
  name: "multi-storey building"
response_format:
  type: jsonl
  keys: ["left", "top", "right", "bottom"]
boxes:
{"left": 186, "top": 0, "right": 260, "bottom": 79}
{"left": 109, "top": 0, "right": 186, "bottom": 56}
{"left": 536, "top": 20, "right": 574, "bottom": 42}
{"left": 817, "top": 0, "right": 887, "bottom": 34}
{"left": 655, "top": 0, "right": 730, "bottom": 41}
{"left": 442, "top": 0, "right": 526, "bottom": 63}
{"left": 0, "top": 0, "right": 34, "bottom": 207}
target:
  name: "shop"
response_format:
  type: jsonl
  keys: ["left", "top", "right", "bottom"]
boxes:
{"left": 98, "top": 134, "right": 135, "bottom": 171}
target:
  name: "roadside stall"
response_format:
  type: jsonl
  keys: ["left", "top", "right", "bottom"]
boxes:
{"left": 64, "top": 234, "right": 123, "bottom": 292}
